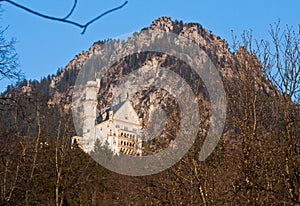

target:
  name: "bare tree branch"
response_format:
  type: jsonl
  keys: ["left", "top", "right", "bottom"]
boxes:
{"left": 0, "top": 0, "right": 128, "bottom": 34}
{"left": 0, "top": 27, "right": 22, "bottom": 81}
{"left": 63, "top": 0, "right": 78, "bottom": 20}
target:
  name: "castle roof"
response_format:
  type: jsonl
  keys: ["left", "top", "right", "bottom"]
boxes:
{"left": 97, "top": 100, "right": 139, "bottom": 124}
{"left": 111, "top": 100, "right": 127, "bottom": 113}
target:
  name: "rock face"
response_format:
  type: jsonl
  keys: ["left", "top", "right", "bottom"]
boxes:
{"left": 48, "top": 16, "right": 249, "bottom": 104}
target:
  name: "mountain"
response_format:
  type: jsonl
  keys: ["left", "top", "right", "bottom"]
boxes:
{"left": 0, "top": 16, "right": 299, "bottom": 205}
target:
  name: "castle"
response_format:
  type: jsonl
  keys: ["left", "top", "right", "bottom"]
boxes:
{"left": 72, "top": 80, "right": 143, "bottom": 156}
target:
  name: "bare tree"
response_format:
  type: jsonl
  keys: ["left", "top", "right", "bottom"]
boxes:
{"left": 0, "top": 27, "right": 21, "bottom": 81}
{"left": 230, "top": 22, "right": 300, "bottom": 204}
{"left": 255, "top": 22, "right": 300, "bottom": 204}
{"left": 254, "top": 21, "right": 300, "bottom": 103}
{"left": 0, "top": 0, "right": 128, "bottom": 34}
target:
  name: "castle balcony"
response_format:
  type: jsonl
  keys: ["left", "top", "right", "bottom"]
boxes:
{"left": 118, "top": 136, "right": 137, "bottom": 156}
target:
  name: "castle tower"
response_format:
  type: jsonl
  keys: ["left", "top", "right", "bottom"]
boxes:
{"left": 82, "top": 80, "right": 99, "bottom": 153}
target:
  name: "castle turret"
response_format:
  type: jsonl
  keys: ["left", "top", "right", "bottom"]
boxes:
{"left": 83, "top": 80, "right": 99, "bottom": 153}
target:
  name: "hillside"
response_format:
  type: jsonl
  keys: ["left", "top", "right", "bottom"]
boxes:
{"left": 0, "top": 17, "right": 299, "bottom": 205}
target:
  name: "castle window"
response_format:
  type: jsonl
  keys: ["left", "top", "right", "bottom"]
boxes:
{"left": 116, "top": 124, "right": 120, "bottom": 128}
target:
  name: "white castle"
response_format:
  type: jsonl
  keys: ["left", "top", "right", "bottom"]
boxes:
{"left": 72, "top": 80, "right": 143, "bottom": 156}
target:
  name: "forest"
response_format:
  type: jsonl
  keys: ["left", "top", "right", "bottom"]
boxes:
{"left": 0, "top": 17, "right": 299, "bottom": 205}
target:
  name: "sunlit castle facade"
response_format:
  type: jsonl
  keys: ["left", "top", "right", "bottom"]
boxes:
{"left": 73, "top": 80, "right": 143, "bottom": 156}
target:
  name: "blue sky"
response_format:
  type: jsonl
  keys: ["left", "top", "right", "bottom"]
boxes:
{"left": 0, "top": 0, "right": 299, "bottom": 91}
